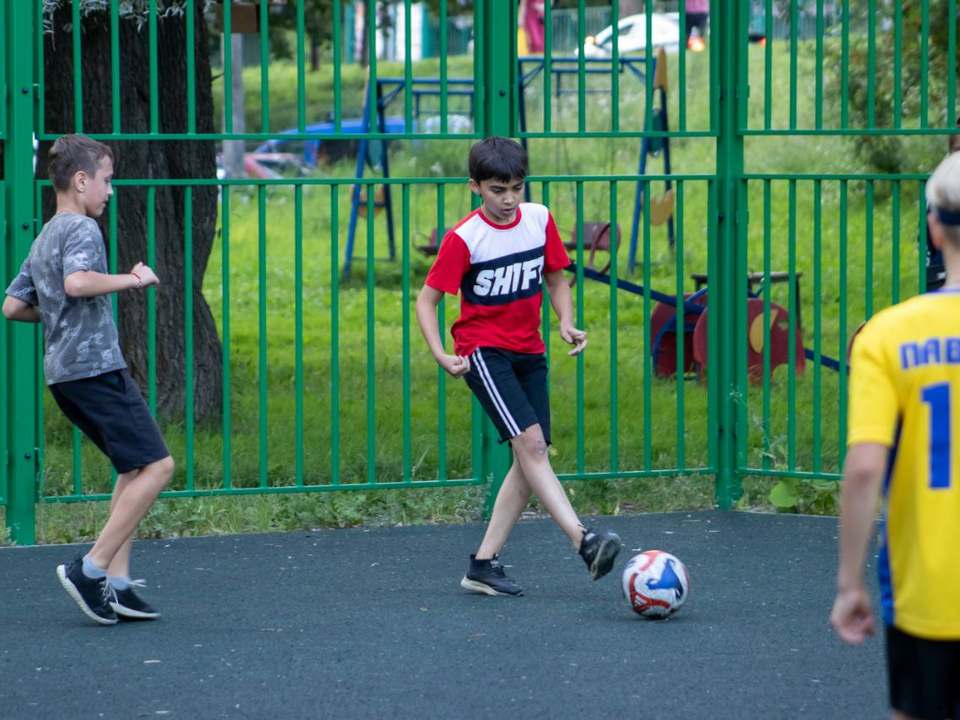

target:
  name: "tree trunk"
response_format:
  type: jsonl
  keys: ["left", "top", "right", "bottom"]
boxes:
{"left": 40, "top": 3, "right": 222, "bottom": 422}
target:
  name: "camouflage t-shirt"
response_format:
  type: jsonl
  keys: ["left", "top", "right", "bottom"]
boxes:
{"left": 5, "top": 213, "right": 126, "bottom": 385}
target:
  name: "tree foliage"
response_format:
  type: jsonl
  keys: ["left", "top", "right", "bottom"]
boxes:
{"left": 825, "top": 0, "right": 960, "bottom": 173}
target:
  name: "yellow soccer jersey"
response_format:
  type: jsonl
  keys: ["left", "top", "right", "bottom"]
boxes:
{"left": 848, "top": 290, "right": 960, "bottom": 640}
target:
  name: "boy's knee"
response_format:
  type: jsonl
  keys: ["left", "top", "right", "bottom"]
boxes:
{"left": 154, "top": 455, "right": 175, "bottom": 481}
{"left": 513, "top": 428, "right": 548, "bottom": 460}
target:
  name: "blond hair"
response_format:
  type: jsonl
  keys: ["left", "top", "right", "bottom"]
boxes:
{"left": 926, "top": 152, "right": 960, "bottom": 246}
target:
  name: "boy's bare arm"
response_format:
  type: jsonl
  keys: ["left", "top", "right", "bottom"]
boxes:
{"left": 64, "top": 261, "right": 159, "bottom": 298}
{"left": 544, "top": 270, "right": 587, "bottom": 356}
{"left": 415, "top": 284, "right": 470, "bottom": 377}
{"left": 830, "top": 442, "right": 886, "bottom": 644}
{"left": 2, "top": 295, "right": 41, "bottom": 323}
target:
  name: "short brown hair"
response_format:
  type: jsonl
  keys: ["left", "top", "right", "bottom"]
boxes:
{"left": 48, "top": 134, "right": 114, "bottom": 192}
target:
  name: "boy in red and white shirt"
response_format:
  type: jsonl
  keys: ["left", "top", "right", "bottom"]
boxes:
{"left": 416, "top": 136, "right": 621, "bottom": 597}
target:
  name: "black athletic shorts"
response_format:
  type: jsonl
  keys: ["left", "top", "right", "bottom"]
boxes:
{"left": 886, "top": 624, "right": 960, "bottom": 719}
{"left": 463, "top": 347, "right": 550, "bottom": 444}
{"left": 49, "top": 369, "right": 170, "bottom": 474}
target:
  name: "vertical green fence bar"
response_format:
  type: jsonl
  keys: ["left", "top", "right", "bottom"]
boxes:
{"left": 436, "top": 184, "right": 446, "bottom": 480}
{"left": 149, "top": 0, "right": 158, "bottom": 134}
{"left": 840, "top": 0, "right": 849, "bottom": 128}
{"left": 642, "top": 179, "right": 652, "bottom": 471}
{"left": 609, "top": 181, "right": 619, "bottom": 473}
{"left": 402, "top": 185, "right": 412, "bottom": 482}
{"left": 110, "top": 0, "right": 120, "bottom": 133}
{"left": 0, "top": 177, "right": 5, "bottom": 507}
{"left": 403, "top": 0, "right": 412, "bottom": 133}
{"left": 865, "top": 181, "right": 874, "bottom": 319}
{"left": 762, "top": 180, "right": 771, "bottom": 472}
{"left": 542, "top": 1, "right": 551, "bottom": 134}
{"left": 296, "top": 0, "right": 305, "bottom": 133}
{"left": 679, "top": 0, "right": 686, "bottom": 131}
{"left": 221, "top": 186, "right": 232, "bottom": 488}
{"left": 184, "top": 188, "right": 195, "bottom": 490}
{"left": 787, "top": 180, "right": 796, "bottom": 469}
{"left": 186, "top": 0, "right": 196, "bottom": 134}
{"left": 260, "top": 0, "right": 270, "bottom": 133}
{"left": 838, "top": 180, "right": 848, "bottom": 466}
{"left": 789, "top": 0, "right": 797, "bottom": 129}
{"left": 439, "top": 0, "right": 447, "bottom": 134}
{"left": 223, "top": 0, "right": 233, "bottom": 134}
{"left": 919, "top": 181, "right": 928, "bottom": 296}
{"left": 71, "top": 0, "right": 82, "bottom": 132}
{"left": 893, "top": 0, "right": 902, "bottom": 130}
{"left": 815, "top": 0, "right": 823, "bottom": 129}
{"left": 920, "top": 0, "right": 929, "bottom": 129}
{"left": 866, "top": 0, "right": 875, "bottom": 128}
{"left": 892, "top": 182, "right": 900, "bottom": 305}
{"left": 812, "top": 180, "right": 822, "bottom": 473}
{"left": 330, "top": 185, "right": 341, "bottom": 485}
{"left": 575, "top": 182, "right": 585, "bottom": 475}
{"left": 4, "top": 0, "right": 37, "bottom": 542}
{"left": 763, "top": 0, "right": 772, "bottom": 129}
{"left": 258, "top": 185, "right": 268, "bottom": 488}
{"left": 714, "top": 0, "right": 742, "bottom": 505}
{"left": 577, "top": 0, "right": 585, "bottom": 133}
{"left": 333, "top": 0, "right": 341, "bottom": 131}
{"left": 366, "top": 187, "right": 376, "bottom": 484}
{"left": 644, "top": 11, "right": 653, "bottom": 137}
{"left": 950, "top": 0, "right": 957, "bottom": 128}
{"left": 735, "top": 178, "right": 749, "bottom": 470}
{"left": 674, "top": 181, "right": 685, "bottom": 470}
{"left": 147, "top": 187, "right": 157, "bottom": 417}
{"left": 294, "top": 185, "right": 304, "bottom": 486}
{"left": 541, "top": 183, "right": 551, "bottom": 371}
{"left": 610, "top": 0, "right": 619, "bottom": 133}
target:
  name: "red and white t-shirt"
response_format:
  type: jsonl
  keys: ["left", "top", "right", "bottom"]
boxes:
{"left": 425, "top": 203, "right": 571, "bottom": 356}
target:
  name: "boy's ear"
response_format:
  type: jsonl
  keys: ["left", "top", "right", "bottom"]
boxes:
{"left": 73, "top": 170, "right": 87, "bottom": 193}
{"left": 929, "top": 217, "right": 945, "bottom": 251}
{"left": 468, "top": 179, "right": 481, "bottom": 195}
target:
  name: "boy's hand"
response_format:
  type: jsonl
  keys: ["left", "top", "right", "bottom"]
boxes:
{"left": 131, "top": 262, "right": 160, "bottom": 288}
{"left": 830, "top": 586, "right": 875, "bottom": 645}
{"left": 560, "top": 324, "right": 588, "bottom": 356}
{"left": 437, "top": 353, "right": 471, "bottom": 378}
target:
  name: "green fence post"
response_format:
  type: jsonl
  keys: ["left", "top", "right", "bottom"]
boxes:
{"left": 3, "top": 0, "right": 38, "bottom": 544}
{"left": 714, "top": 0, "right": 744, "bottom": 508}
{"left": 477, "top": 0, "right": 515, "bottom": 518}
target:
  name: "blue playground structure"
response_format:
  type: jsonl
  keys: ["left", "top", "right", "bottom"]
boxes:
{"left": 341, "top": 54, "right": 675, "bottom": 279}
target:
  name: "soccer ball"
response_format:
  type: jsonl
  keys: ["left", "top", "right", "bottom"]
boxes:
{"left": 621, "top": 550, "right": 690, "bottom": 618}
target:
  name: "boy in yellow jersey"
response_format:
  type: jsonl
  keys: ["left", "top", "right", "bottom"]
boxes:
{"left": 832, "top": 152, "right": 960, "bottom": 719}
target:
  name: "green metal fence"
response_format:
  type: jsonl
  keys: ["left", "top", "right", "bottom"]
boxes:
{"left": 2, "top": 0, "right": 958, "bottom": 543}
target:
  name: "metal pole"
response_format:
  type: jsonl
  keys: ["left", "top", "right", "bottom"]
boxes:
{"left": 478, "top": 0, "right": 514, "bottom": 518}
{"left": 714, "top": 0, "right": 744, "bottom": 508}
{"left": 4, "top": 0, "right": 38, "bottom": 543}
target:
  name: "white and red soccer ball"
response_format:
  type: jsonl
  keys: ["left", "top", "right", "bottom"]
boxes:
{"left": 621, "top": 550, "right": 690, "bottom": 618}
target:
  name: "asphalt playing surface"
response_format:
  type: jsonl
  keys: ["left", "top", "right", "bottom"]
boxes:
{"left": 0, "top": 511, "right": 886, "bottom": 719}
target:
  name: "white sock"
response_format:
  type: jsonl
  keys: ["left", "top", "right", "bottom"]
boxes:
{"left": 108, "top": 575, "right": 131, "bottom": 591}
{"left": 81, "top": 555, "right": 106, "bottom": 579}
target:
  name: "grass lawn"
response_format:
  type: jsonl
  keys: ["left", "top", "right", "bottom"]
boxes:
{"left": 5, "top": 37, "right": 945, "bottom": 544}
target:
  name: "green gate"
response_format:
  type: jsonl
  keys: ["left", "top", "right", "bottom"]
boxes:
{"left": 2, "top": 1, "right": 956, "bottom": 543}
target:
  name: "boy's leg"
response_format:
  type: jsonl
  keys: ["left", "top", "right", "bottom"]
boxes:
{"left": 103, "top": 469, "right": 139, "bottom": 578}
{"left": 86, "top": 456, "right": 174, "bottom": 570}
{"left": 510, "top": 424, "right": 584, "bottom": 548}
{"left": 476, "top": 460, "right": 532, "bottom": 560}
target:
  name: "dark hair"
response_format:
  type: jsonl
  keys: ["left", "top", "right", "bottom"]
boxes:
{"left": 468, "top": 136, "right": 528, "bottom": 182}
{"left": 48, "top": 134, "right": 114, "bottom": 192}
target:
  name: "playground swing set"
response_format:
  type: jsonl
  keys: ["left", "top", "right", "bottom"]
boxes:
{"left": 342, "top": 50, "right": 843, "bottom": 382}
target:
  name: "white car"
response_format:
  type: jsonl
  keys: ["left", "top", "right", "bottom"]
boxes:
{"left": 581, "top": 13, "right": 682, "bottom": 57}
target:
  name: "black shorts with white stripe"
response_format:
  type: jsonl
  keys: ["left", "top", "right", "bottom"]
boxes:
{"left": 463, "top": 347, "right": 551, "bottom": 444}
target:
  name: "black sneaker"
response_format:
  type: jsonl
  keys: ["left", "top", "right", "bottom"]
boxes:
{"left": 109, "top": 581, "right": 160, "bottom": 621}
{"left": 578, "top": 529, "right": 622, "bottom": 580}
{"left": 460, "top": 554, "right": 524, "bottom": 597}
{"left": 56, "top": 558, "right": 118, "bottom": 625}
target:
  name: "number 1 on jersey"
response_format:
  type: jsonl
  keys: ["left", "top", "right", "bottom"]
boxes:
{"left": 921, "top": 383, "right": 952, "bottom": 489}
